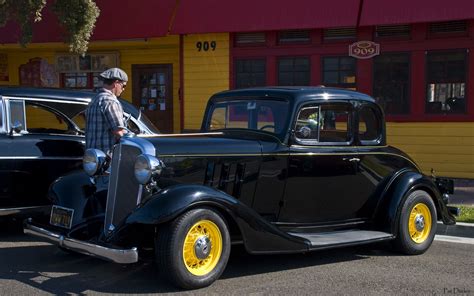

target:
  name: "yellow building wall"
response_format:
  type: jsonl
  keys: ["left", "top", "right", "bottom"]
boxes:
{"left": 387, "top": 122, "right": 474, "bottom": 179}
{"left": 183, "top": 34, "right": 229, "bottom": 130}
{"left": 0, "top": 36, "right": 181, "bottom": 132}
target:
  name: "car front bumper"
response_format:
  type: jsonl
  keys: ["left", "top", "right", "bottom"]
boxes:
{"left": 24, "top": 219, "right": 138, "bottom": 264}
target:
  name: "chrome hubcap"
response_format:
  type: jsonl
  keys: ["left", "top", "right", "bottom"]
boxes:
{"left": 415, "top": 214, "right": 425, "bottom": 232}
{"left": 194, "top": 236, "right": 212, "bottom": 259}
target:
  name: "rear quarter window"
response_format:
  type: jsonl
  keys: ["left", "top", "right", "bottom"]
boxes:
{"left": 358, "top": 105, "right": 382, "bottom": 144}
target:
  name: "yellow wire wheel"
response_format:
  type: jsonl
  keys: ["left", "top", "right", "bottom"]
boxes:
{"left": 182, "top": 219, "right": 223, "bottom": 276}
{"left": 408, "top": 203, "right": 432, "bottom": 244}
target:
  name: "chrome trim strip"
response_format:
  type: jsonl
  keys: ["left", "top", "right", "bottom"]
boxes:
{"left": 24, "top": 221, "right": 138, "bottom": 264}
{"left": 0, "top": 156, "right": 83, "bottom": 160}
{"left": 0, "top": 205, "right": 51, "bottom": 216}
{"left": 138, "top": 132, "right": 223, "bottom": 138}
{"left": 2, "top": 95, "right": 90, "bottom": 104}
{"left": 105, "top": 143, "right": 122, "bottom": 234}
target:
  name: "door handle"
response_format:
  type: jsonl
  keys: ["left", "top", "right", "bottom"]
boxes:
{"left": 343, "top": 157, "right": 360, "bottom": 163}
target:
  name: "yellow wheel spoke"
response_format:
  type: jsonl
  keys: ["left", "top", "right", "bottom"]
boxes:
{"left": 407, "top": 203, "right": 432, "bottom": 244}
{"left": 182, "top": 219, "right": 223, "bottom": 276}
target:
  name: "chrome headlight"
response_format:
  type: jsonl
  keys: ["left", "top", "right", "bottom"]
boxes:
{"left": 134, "top": 154, "right": 162, "bottom": 185}
{"left": 83, "top": 149, "right": 107, "bottom": 176}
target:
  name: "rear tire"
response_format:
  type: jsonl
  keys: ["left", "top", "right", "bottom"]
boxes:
{"left": 155, "top": 208, "right": 230, "bottom": 289}
{"left": 393, "top": 190, "right": 437, "bottom": 255}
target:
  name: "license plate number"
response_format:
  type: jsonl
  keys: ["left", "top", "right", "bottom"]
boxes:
{"left": 50, "top": 205, "right": 74, "bottom": 229}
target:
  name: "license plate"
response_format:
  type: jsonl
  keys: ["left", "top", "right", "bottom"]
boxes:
{"left": 50, "top": 205, "right": 74, "bottom": 229}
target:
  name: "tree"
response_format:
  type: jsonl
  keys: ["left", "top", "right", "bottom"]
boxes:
{"left": 0, "top": 0, "right": 100, "bottom": 55}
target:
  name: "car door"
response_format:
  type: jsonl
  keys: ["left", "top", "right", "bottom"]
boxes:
{"left": 278, "top": 101, "right": 373, "bottom": 224}
{"left": 7, "top": 97, "right": 85, "bottom": 208}
{"left": 0, "top": 96, "right": 16, "bottom": 208}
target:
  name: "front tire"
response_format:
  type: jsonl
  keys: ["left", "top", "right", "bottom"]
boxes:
{"left": 394, "top": 190, "right": 437, "bottom": 255}
{"left": 155, "top": 208, "right": 230, "bottom": 289}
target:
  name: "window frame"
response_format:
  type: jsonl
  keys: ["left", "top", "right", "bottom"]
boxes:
{"left": 425, "top": 49, "right": 468, "bottom": 115}
{"left": 234, "top": 58, "right": 267, "bottom": 89}
{"left": 321, "top": 56, "right": 357, "bottom": 89}
{"left": 372, "top": 52, "right": 411, "bottom": 115}
{"left": 277, "top": 56, "right": 311, "bottom": 86}
{"left": 356, "top": 103, "right": 383, "bottom": 146}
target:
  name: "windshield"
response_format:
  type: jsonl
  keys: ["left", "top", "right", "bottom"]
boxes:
{"left": 206, "top": 99, "right": 289, "bottom": 137}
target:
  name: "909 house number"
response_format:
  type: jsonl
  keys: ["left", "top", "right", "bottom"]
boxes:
{"left": 196, "top": 41, "right": 217, "bottom": 51}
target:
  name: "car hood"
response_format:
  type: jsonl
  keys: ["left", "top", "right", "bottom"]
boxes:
{"left": 142, "top": 132, "right": 263, "bottom": 157}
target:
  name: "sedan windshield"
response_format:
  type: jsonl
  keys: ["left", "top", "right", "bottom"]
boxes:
{"left": 206, "top": 99, "right": 289, "bottom": 137}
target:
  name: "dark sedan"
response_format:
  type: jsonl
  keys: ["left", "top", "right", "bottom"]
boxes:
{"left": 0, "top": 87, "right": 158, "bottom": 219}
{"left": 25, "top": 87, "right": 457, "bottom": 289}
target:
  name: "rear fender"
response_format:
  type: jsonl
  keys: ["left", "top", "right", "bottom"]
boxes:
{"left": 124, "top": 184, "right": 309, "bottom": 253}
{"left": 375, "top": 171, "right": 456, "bottom": 235}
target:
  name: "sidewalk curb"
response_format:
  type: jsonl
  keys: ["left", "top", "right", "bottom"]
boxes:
{"left": 436, "top": 221, "right": 474, "bottom": 238}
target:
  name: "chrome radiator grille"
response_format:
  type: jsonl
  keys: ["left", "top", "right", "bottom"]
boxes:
{"left": 104, "top": 143, "right": 142, "bottom": 235}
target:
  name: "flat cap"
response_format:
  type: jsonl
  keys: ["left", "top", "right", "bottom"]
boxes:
{"left": 99, "top": 67, "right": 128, "bottom": 82}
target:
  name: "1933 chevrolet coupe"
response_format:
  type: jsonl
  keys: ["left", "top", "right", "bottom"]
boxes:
{"left": 0, "top": 87, "right": 158, "bottom": 219}
{"left": 24, "top": 87, "right": 457, "bottom": 289}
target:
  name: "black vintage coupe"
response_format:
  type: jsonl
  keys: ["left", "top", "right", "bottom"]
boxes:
{"left": 0, "top": 87, "right": 159, "bottom": 219}
{"left": 25, "top": 87, "right": 457, "bottom": 289}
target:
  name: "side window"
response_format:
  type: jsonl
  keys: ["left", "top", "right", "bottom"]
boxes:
{"left": 319, "top": 104, "right": 350, "bottom": 142}
{"left": 295, "top": 106, "right": 320, "bottom": 143}
{"left": 25, "top": 102, "right": 69, "bottom": 134}
{"left": 358, "top": 105, "right": 381, "bottom": 143}
{"left": 71, "top": 110, "right": 86, "bottom": 130}
{"left": 294, "top": 103, "right": 351, "bottom": 145}
{"left": 9, "top": 100, "right": 26, "bottom": 133}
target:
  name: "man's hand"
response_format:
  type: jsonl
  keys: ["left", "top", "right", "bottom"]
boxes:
{"left": 113, "top": 128, "right": 127, "bottom": 139}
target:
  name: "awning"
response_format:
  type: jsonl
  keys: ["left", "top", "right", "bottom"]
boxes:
{"left": 170, "top": 0, "right": 361, "bottom": 34}
{"left": 359, "top": 0, "right": 474, "bottom": 26}
{"left": 0, "top": 0, "right": 176, "bottom": 44}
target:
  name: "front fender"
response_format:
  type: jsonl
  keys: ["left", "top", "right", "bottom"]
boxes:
{"left": 126, "top": 184, "right": 238, "bottom": 225}
{"left": 49, "top": 170, "right": 108, "bottom": 226}
{"left": 375, "top": 171, "right": 456, "bottom": 235}
{"left": 125, "top": 184, "right": 309, "bottom": 253}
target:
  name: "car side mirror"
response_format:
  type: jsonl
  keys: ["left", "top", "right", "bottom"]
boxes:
{"left": 9, "top": 121, "right": 23, "bottom": 136}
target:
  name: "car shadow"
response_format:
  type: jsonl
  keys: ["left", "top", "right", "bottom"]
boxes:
{"left": 0, "top": 236, "right": 398, "bottom": 294}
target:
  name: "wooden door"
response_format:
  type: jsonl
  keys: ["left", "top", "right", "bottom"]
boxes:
{"left": 132, "top": 64, "right": 173, "bottom": 133}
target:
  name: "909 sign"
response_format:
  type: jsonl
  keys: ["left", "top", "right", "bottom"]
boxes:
{"left": 196, "top": 41, "right": 216, "bottom": 51}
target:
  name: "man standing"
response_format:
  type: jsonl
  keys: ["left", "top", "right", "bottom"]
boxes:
{"left": 85, "top": 67, "right": 128, "bottom": 155}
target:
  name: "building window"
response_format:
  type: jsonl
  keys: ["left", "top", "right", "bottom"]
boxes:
{"left": 322, "top": 56, "right": 356, "bottom": 89}
{"left": 429, "top": 20, "right": 468, "bottom": 37}
{"left": 375, "top": 25, "right": 410, "bottom": 38}
{"left": 278, "top": 30, "right": 310, "bottom": 44}
{"left": 278, "top": 57, "right": 310, "bottom": 86}
{"left": 234, "top": 32, "right": 266, "bottom": 46}
{"left": 373, "top": 53, "right": 410, "bottom": 114}
{"left": 323, "top": 27, "right": 356, "bottom": 41}
{"left": 234, "top": 59, "right": 266, "bottom": 88}
{"left": 56, "top": 52, "right": 119, "bottom": 90}
{"left": 426, "top": 50, "right": 467, "bottom": 114}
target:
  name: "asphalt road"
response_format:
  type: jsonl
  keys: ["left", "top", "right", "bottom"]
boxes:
{"left": 0, "top": 231, "right": 472, "bottom": 295}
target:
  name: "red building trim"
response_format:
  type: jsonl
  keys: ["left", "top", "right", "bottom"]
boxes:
{"left": 231, "top": 23, "right": 474, "bottom": 122}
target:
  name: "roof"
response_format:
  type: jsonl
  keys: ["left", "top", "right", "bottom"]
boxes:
{"left": 210, "top": 86, "right": 375, "bottom": 104}
{"left": 0, "top": 87, "right": 139, "bottom": 118}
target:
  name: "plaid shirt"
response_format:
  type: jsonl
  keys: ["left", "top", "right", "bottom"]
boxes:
{"left": 85, "top": 88, "right": 126, "bottom": 154}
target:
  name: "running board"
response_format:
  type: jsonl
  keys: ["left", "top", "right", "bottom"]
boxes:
{"left": 289, "top": 230, "right": 394, "bottom": 250}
